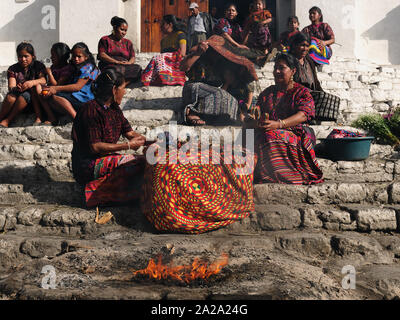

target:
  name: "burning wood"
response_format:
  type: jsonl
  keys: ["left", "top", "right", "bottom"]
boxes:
{"left": 132, "top": 253, "right": 229, "bottom": 284}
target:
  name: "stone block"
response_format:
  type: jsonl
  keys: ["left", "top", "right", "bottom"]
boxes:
{"left": 255, "top": 205, "right": 301, "bottom": 231}
{"left": 336, "top": 183, "right": 367, "bottom": 203}
{"left": 278, "top": 233, "right": 331, "bottom": 257}
{"left": 347, "top": 81, "right": 364, "bottom": 89}
{"left": 254, "top": 184, "right": 308, "bottom": 205}
{"left": 17, "top": 207, "right": 45, "bottom": 226}
{"left": 0, "top": 207, "right": 18, "bottom": 231}
{"left": 331, "top": 234, "right": 392, "bottom": 263}
{"left": 301, "top": 207, "right": 323, "bottom": 228}
{"left": 307, "top": 183, "right": 338, "bottom": 204}
{"left": 378, "top": 82, "right": 393, "bottom": 91}
{"left": 371, "top": 88, "right": 389, "bottom": 102}
{"left": 344, "top": 205, "right": 397, "bottom": 231}
{"left": 20, "top": 239, "right": 62, "bottom": 258}
{"left": 41, "top": 208, "right": 94, "bottom": 227}
{"left": 348, "top": 89, "right": 372, "bottom": 103}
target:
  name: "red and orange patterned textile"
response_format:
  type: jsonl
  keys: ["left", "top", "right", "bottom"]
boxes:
{"left": 141, "top": 143, "right": 256, "bottom": 234}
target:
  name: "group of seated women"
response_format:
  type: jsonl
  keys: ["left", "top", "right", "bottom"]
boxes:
{"left": 0, "top": 3, "right": 334, "bottom": 234}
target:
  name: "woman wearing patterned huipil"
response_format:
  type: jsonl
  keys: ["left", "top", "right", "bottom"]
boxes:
{"left": 245, "top": 53, "right": 323, "bottom": 185}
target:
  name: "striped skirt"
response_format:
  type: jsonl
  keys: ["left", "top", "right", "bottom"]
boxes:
{"left": 255, "top": 128, "right": 323, "bottom": 185}
{"left": 182, "top": 82, "right": 240, "bottom": 122}
{"left": 85, "top": 154, "right": 146, "bottom": 208}
{"left": 309, "top": 37, "right": 332, "bottom": 65}
{"left": 141, "top": 51, "right": 186, "bottom": 86}
{"left": 141, "top": 143, "right": 256, "bottom": 234}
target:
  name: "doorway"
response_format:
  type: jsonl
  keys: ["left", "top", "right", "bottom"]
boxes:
{"left": 141, "top": 0, "right": 209, "bottom": 52}
{"left": 208, "top": 0, "right": 294, "bottom": 41}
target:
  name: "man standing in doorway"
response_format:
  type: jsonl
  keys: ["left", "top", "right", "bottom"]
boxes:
{"left": 187, "top": 2, "right": 215, "bottom": 50}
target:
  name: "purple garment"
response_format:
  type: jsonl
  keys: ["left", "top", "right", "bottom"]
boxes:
{"left": 50, "top": 64, "right": 74, "bottom": 83}
{"left": 7, "top": 61, "right": 46, "bottom": 84}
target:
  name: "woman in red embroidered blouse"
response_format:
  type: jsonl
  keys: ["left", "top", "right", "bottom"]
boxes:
{"left": 98, "top": 16, "right": 142, "bottom": 84}
{"left": 245, "top": 53, "right": 323, "bottom": 185}
{"left": 301, "top": 7, "right": 335, "bottom": 65}
{"left": 71, "top": 69, "right": 149, "bottom": 207}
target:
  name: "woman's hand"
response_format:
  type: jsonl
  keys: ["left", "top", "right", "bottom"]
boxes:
{"left": 18, "top": 80, "right": 34, "bottom": 92}
{"left": 46, "top": 86, "right": 58, "bottom": 97}
{"left": 197, "top": 41, "right": 209, "bottom": 55}
{"left": 128, "top": 135, "right": 146, "bottom": 150}
{"left": 258, "top": 120, "right": 281, "bottom": 131}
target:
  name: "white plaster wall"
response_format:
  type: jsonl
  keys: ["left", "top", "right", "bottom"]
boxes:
{"left": 59, "top": 0, "right": 124, "bottom": 56}
{"left": 124, "top": 0, "right": 141, "bottom": 52}
{"left": 295, "top": 0, "right": 357, "bottom": 59}
{"left": 355, "top": 0, "right": 400, "bottom": 65}
{"left": 0, "top": 0, "right": 59, "bottom": 65}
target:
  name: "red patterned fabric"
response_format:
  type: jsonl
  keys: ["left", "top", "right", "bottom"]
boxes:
{"left": 141, "top": 51, "right": 186, "bottom": 86}
{"left": 141, "top": 143, "right": 256, "bottom": 234}
{"left": 254, "top": 83, "right": 323, "bottom": 185}
{"left": 85, "top": 154, "right": 145, "bottom": 208}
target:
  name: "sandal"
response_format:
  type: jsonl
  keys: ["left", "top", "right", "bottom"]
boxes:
{"left": 186, "top": 116, "right": 205, "bottom": 126}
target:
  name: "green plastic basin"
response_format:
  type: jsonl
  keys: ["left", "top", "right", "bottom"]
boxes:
{"left": 319, "top": 137, "right": 375, "bottom": 161}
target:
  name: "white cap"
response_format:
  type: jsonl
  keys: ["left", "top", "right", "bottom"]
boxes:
{"left": 189, "top": 2, "right": 199, "bottom": 9}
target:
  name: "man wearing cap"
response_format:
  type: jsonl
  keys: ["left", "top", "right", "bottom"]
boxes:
{"left": 187, "top": 2, "right": 215, "bottom": 50}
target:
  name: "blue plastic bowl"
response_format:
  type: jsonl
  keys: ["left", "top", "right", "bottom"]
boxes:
{"left": 319, "top": 137, "right": 375, "bottom": 161}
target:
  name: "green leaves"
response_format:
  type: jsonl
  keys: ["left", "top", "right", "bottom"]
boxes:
{"left": 352, "top": 113, "right": 400, "bottom": 146}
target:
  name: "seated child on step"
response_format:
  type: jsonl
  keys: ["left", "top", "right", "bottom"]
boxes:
{"left": 45, "top": 42, "right": 99, "bottom": 119}
{"left": 37, "top": 42, "right": 74, "bottom": 125}
{"left": 0, "top": 42, "right": 46, "bottom": 127}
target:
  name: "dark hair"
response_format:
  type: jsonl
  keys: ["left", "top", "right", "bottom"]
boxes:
{"left": 92, "top": 69, "right": 125, "bottom": 104}
{"left": 16, "top": 42, "right": 41, "bottom": 81}
{"left": 275, "top": 53, "right": 297, "bottom": 70}
{"left": 252, "top": 0, "right": 266, "bottom": 8}
{"left": 288, "top": 15, "right": 299, "bottom": 25}
{"left": 51, "top": 42, "right": 71, "bottom": 66}
{"left": 162, "top": 15, "right": 186, "bottom": 32}
{"left": 288, "top": 32, "right": 310, "bottom": 55}
{"left": 71, "top": 42, "right": 97, "bottom": 69}
{"left": 225, "top": 3, "right": 238, "bottom": 13}
{"left": 111, "top": 16, "right": 128, "bottom": 28}
{"left": 16, "top": 42, "right": 35, "bottom": 57}
{"left": 309, "top": 6, "right": 323, "bottom": 22}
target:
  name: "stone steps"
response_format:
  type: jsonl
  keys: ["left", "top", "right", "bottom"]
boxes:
{"left": 1, "top": 56, "right": 400, "bottom": 126}
{"left": 1, "top": 180, "right": 400, "bottom": 207}
{"left": 1, "top": 202, "right": 399, "bottom": 236}
{"left": 0, "top": 157, "right": 397, "bottom": 184}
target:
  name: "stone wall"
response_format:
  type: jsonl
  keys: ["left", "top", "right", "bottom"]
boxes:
{"left": 1, "top": 54, "right": 400, "bottom": 126}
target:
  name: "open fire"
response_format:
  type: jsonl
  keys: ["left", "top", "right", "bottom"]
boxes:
{"left": 132, "top": 253, "right": 229, "bottom": 284}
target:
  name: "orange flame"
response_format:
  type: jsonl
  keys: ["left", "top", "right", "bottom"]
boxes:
{"left": 132, "top": 253, "right": 229, "bottom": 284}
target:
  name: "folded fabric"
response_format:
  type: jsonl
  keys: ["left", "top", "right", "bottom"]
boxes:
{"left": 309, "top": 37, "right": 332, "bottom": 65}
{"left": 327, "top": 129, "right": 366, "bottom": 139}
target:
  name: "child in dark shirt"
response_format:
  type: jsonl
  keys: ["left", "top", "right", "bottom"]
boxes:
{"left": 0, "top": 42, "right": 46, "bottom": 127}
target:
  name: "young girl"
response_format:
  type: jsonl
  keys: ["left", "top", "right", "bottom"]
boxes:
{"left": 46, "top": 42, "right": 99, "bottom": 119}
{"left": 279, "top": 16, "right": 300, "bottom": 52}
{"left": 38, "top": 42, "right": 74, "bottom": 125}
{"left": 301, "top": 6, "right": 335, "bottom": 66}
{"left": 0, "top": 42, "right": 46, "bottom": 127}
{"left": 243, "top": 0, "right": 273, "bottom": 57}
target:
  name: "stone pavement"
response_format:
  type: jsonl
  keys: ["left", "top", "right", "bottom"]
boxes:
{"left": 0, "top": 55, "right": 400, "bottom": 300}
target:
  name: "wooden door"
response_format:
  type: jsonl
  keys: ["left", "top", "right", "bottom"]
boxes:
{"left": 141, "top": 0, "right": 209, "bottom": 52}
{"left": 141, "top": 0, "right": 165, "bottom": 52}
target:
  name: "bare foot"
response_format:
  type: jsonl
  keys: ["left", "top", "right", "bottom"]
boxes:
{"left": 0, "top": 120, "right": 9, "bottom": 128}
